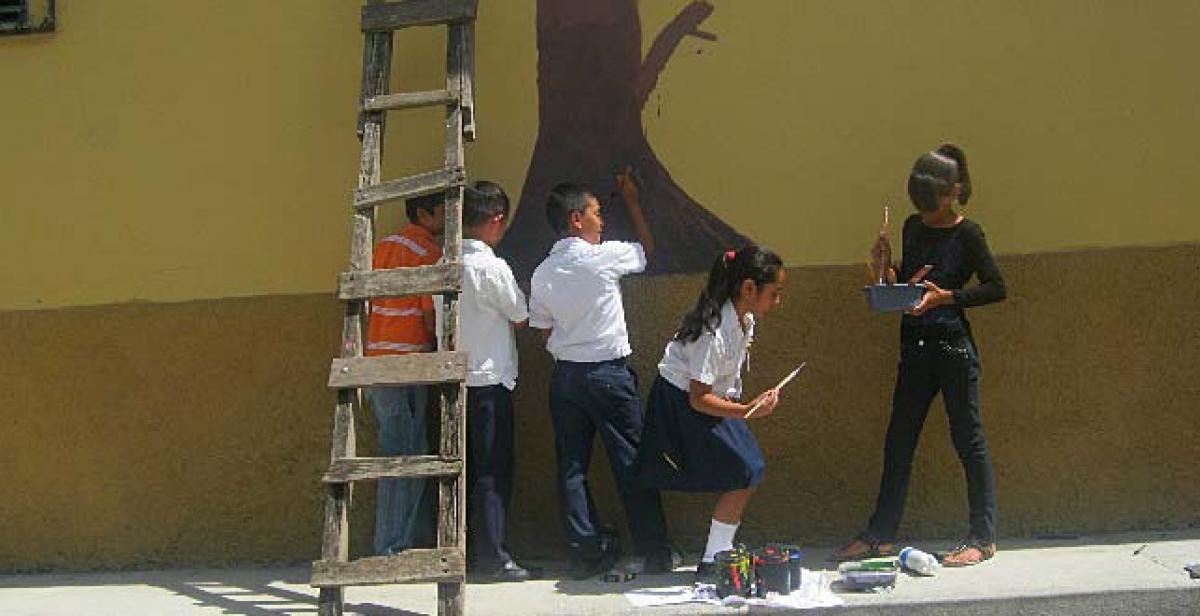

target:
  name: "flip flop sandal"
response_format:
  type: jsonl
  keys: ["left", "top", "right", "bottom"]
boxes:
{"left": 829, "top": 532, "right": 898, "bottom": 562}
{"left": 941, "top": 541, "right": 997, "bottom": 567}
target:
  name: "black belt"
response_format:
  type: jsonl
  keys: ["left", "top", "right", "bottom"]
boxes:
{"left": 901, "top": 325, "right": 969, "bottom": 343}
{"left": 554, "top": 356, "right": 627, "bottom": 367}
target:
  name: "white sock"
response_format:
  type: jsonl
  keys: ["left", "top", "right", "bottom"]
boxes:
{"left": 701, "top": 518, "right": 740, "bottom": 563}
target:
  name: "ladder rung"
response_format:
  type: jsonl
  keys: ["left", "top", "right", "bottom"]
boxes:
{"left": 363, "top": 89, "right": 459, "bottom": 112}
{"left": 338, "top": 262, "right": 461, "bottom": 301}
{"left": 329, "top": 351, "right": 467, "bottom": 388}
{"left": 311, "top": 548, "right": 465, "bottom": 588}
{"left": 354, "top": 167, "right": 465, "bottom": 210}
{"left": 323, "top": 456, "right": 462, "bottom": 483}
{"left": 361, "top": 0, "right": 477, "bottom": 32}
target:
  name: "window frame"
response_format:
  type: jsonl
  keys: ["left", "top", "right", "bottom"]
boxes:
{"left": 0, "top": 0, "right": 55, "bottom": 37}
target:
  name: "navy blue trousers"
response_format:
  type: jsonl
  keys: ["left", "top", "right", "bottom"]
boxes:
{"left": 867, "top": 333, "right": 997, "bottom": 544}
{"left": 549, "top": 358, "right": 671, "bottom": 563}
{"left": 466, "top": 385, "right": 515, "bottom": 571}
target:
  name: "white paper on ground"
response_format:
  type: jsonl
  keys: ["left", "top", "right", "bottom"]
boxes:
{"left": 623, "top": 586, "right": 698, "bottom": 608}
{"left": 623, "top": 569, "right": 844, "bottom": 609}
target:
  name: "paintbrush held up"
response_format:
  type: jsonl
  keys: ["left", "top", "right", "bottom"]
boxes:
{"left": 867, "top": 204, "right": 896, "bottom": 283}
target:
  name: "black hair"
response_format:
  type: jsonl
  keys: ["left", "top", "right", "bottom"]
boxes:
{"left": 674, "top": 246, "right": 784, "bottom": 343}
{"left": 463, "top": 180, "right": 510, "bottom": 228}
{"left": 405, "top": 192, "right": 445, "bottom": 224}
{"left": 907, "top": 143, "right": 972, "bottom": 213}
{"left": 545, "top": 182, "right": 596, "bottom": 236}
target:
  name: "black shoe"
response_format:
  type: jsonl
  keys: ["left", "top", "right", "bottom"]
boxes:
{"left": 570, "top": 548, "right": 620, "bottom": 580}
{"left": 694, "top": 561, "right": 718, "bottom": 585}
{"left": 643, "top": 547, "right": 683, "bottom": 574}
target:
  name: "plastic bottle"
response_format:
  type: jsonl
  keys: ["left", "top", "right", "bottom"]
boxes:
{"left": 898, "top": 547, "right": 940, "bottom": 576}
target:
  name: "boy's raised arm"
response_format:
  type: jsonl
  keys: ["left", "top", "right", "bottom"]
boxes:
{"left": 617, "top": 167, "right": 655, "bottom": 256}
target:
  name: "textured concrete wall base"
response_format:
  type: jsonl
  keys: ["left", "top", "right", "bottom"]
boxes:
{"left": 2, "top": 245, "right": 1197, "bottom": 571}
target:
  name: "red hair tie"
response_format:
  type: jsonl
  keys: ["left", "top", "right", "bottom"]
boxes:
{"left": 725, "top": 249, "right": 737, "bottom": 262}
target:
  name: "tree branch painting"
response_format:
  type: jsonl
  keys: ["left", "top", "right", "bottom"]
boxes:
{"left": 499, "top": 0, "right": 749, "bottom": 279}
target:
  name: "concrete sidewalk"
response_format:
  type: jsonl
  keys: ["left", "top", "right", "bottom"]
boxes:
{"left": 1, "top": 530, "right": 1197, "bottom": 615}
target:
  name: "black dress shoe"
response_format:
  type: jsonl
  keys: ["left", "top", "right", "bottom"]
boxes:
{"left": 694, "top": 561, "right": 718, "bottom": 585}
{"left": 643, "top": 547, "right": 683, "bottom": 574}
{"left": 569, "top": 548, "right": 620, "bottom": 580}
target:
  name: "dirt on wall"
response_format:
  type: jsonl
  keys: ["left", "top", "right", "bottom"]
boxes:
{"left": 1, "top": 244, "right": 1198, "bottom": 570}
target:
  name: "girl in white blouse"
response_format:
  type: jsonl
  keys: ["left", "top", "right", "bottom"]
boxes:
{"left": 635, "top": 246, "right": 786, "bottom": 582}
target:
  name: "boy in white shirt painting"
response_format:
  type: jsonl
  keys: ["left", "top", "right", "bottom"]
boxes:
{"left": 528, "top": 171, "right": 675, "bottom": 579}
{"left": 461, "top": 182, "right": 540, "bottom": 582}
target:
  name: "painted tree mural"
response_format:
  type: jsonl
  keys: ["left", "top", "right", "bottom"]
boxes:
{"left": 498, "top": 0, "right": 749, "bottom": 279}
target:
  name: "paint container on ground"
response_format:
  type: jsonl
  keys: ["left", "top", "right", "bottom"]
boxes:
{"left": 714, "top": 546, "right": 753, "bottom": 599}
{"left": 838, "top": 557, "right": 900, "bottom": 572}
{"left": 840, "top": 568, "right": 898, "bottom": 591}
{"left": 752, "top": 545, "right": 791, "bottom": 596}
{"left": 775, "top": 544, "right": 803, "bottom": 590}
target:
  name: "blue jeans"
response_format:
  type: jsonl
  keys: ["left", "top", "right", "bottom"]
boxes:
{"left": 367, "top": 385, "right": 433, "bottom": 555}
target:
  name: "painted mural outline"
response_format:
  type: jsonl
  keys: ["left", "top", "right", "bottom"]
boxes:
{"left": 499, "top": 0, "right": 749, "bottom": 279}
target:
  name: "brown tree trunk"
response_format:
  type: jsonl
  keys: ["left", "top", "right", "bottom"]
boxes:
{"left": 499, "top": 0, "right": 748, "bottom": 279}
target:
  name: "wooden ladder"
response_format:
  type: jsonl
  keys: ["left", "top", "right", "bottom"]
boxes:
{"left": 309, "top": 2, "right": 478, "bottom": 615}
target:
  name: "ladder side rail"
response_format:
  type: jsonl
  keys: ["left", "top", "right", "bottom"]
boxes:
{"left": 319, "top": 16, "right": 393, "bottom": 616}
{"left": 460, "top": 19, "right": 476, "bottom": 141}
{"left": 435, "top": 16, "right": 473, "bottom": 616}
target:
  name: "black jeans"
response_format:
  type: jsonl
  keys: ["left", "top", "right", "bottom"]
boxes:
{"left": 466, "top": 385, "right": 515, "bottom": 571}
{"left": 867, "top": 333, "right": 997, "bottom": 544}
{"left": 549, "top": 358, "right": 671, "bottom": 563}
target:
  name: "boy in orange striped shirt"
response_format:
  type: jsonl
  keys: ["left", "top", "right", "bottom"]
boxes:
{"left": 365, "top": 192, "right": 444, "bottom": 556}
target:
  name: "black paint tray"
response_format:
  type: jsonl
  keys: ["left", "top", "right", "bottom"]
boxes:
{"left": 862, "top": 283, "right": 926, "bottom": 312}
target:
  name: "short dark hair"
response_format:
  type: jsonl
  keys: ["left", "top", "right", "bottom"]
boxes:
{"left": 405, "top": 192, "right": 445, "bottom": 224}
{"left": 907, "top": 143, "right": 972, "bottom": 213}
{"left": 463, "top": 181, "right": 510, "bottom": 228}
{"left": 545, "top": 182, "right": 595, "bottom": 236}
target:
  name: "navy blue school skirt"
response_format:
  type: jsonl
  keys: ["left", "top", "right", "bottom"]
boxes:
{"left": 635, "top": 375, "right": 766, "bottom": 492}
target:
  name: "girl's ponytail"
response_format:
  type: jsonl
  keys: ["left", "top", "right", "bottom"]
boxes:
{"left": 674, "top": 246, "right": 783, "bottom": 342}
{"left": 674, "top": 252, "right": 733, "bottom": 342}
{"left": 935, "top": 143, "right": 972, "bottom": 205}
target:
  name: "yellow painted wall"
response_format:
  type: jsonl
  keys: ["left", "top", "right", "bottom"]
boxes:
{"left": 638, "top": 1, "right": 1200, "bottom": 262}
{"left": 4, "top": 2, "right": 1200, "bottom": 309}
{"left": 0, "top": 0, "right": 536, "bottom": 310}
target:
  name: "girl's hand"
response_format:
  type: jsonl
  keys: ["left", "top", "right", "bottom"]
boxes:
{"left": 908, "top": 280, "right": 954, "bottom": 316}
{"left": 746, "top": 389, "right": 780, "bottom": 418}
{"left": 869, "top": 235, "right": 893, "bottom": 282}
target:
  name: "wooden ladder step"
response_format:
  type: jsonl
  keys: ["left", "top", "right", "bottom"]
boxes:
{"left": 311, "top": 547, "right": 465, "bottom": 588}
{"left": 329, "top": 351, "right": 467, "bottom": 388}
{"left": 338, "top": 262, "right": 461, "bottom": 300}
{"left": 354, "top": 167, "right": 465, "bottom": 210}
{"left": 363, "top": 89, "right": 459, "bottom": 112}
{"left": 323, "top": 455, "right": 462, "bottom": 483}
{"left": 361, "top": 0, "right": 477, "bottom": 32}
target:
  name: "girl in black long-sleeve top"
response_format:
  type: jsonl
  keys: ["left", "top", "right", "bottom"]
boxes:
{"left": 834, "top": 144, "right": 1007, "bottom": 567}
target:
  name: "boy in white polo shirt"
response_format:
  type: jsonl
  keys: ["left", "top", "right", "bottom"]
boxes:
{"left": 460, "top": 181, "right": 541, "bottom": 582}
{"left": 528, "top": 172, "right": 674, "bottom": 579}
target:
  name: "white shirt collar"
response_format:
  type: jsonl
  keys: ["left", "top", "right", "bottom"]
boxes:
{"left": 463, "top": 239, "right": 493, "bottom": 257}
{"left": 721, "top": 300, "right": 754, "bottom": 357}
{"left": 550, "top": 236, "right": 590, "bottom": 255}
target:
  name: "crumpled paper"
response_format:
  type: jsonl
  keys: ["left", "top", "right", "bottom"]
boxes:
{"left": 624, "top": 569, "right": 844, "bottom": 609}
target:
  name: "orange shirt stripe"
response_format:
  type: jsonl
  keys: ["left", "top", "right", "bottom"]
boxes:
{"left": 366, "top": 224, "right": 442, "bottom": 356}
